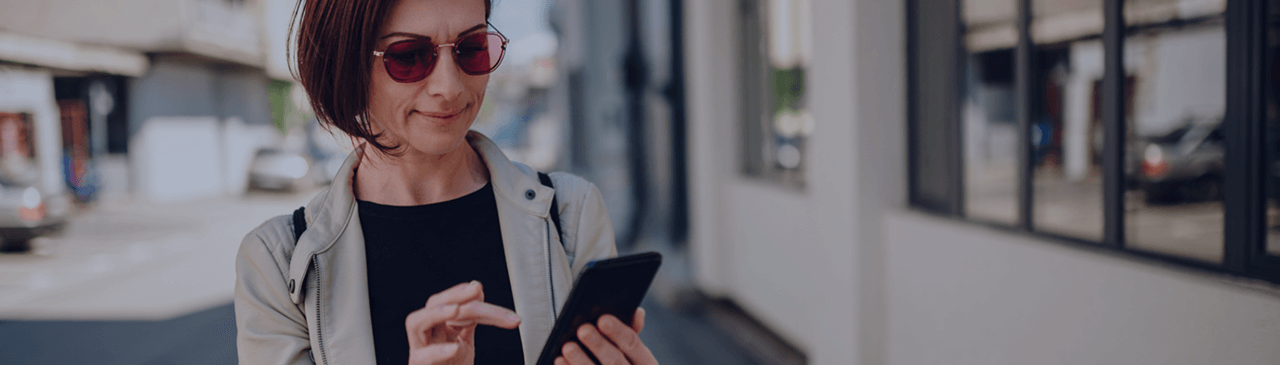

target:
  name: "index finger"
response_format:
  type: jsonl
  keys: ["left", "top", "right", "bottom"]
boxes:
{"left": 426, "top": 280, "right": 485, "bottom": 308}
{"left": 444, "top": 300, "right": 522, "bottom": 329}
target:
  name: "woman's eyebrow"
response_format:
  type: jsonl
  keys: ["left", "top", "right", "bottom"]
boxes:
{"left": 455, "top": 23, "right": 488, "bottom": 37}
{"left": 379, "top": 24, "right": 488, "bottom": 41}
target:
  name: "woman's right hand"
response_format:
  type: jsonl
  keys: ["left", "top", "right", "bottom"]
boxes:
{"left": 405, "top": 280, "right": 522, "bottom": 365}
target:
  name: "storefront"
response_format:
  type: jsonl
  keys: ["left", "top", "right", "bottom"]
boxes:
{"left": 684, "top": 0, "right": 1280, "bottom": 364}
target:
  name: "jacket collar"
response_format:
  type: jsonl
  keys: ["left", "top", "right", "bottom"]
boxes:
{"left": 292, "top": 130, "right": 554, "bottom": 257}
{"left": 466, "top": 131, "right": 555, "bottom": 218}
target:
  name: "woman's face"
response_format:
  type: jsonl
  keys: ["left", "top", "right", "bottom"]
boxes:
{"left": 368, "top": 0, "right": 489, "bottom": 156}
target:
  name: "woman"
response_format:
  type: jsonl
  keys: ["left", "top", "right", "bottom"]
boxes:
{"left": 233, "top": 0, "right": 659, "bottom": 364}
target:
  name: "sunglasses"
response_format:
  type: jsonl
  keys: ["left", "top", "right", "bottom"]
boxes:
{"left": 372, "top": 31, "right": 509, "bottom": 83}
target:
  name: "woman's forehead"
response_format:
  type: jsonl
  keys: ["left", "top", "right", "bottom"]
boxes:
{"left": 380, "top": 0, "right": 486, "bottom": 40}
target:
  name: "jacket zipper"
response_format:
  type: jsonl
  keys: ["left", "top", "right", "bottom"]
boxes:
{"left": 313, "top": 256, "right": 329, "bottom": 365}
{"left": 545, "top": 220, "right": 556, "bottom": 322}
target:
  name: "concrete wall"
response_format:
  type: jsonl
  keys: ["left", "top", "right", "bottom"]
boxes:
{"left": 686, "top": 0, "right": 1280, "bottom": 364}
{"left": 130, "top": 116, "right": 224, "bottom": 202}
{"left": 687, "top": 0, "right": 864, "bottom": 363}
{"left": 0, "top": 0, "right": 263, "bottom": 66}
{"left": 885, "top": 212, "right": 1280, "bottom": 365}
{"left": 0, "top": 0, "right": 183, "bottom": 51}
{"left": 129, "top": 115, "right": 275, "bottom": 202}
{"left": 128, "top": 58, "right": 219, "bottom": 136}
{"left": 126, "top": 56, "right": 276, "bottom": 201}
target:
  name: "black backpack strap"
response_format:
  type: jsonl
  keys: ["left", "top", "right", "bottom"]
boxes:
{"left": 292, "top": 206, "right": 307, "bottom": 243}
{"left": 537, "top": 172, "right": 563, "bottom": 244}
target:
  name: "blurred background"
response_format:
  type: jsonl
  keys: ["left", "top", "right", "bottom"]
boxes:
{"left": 1, "top": 0, "right": 1279, "bottom": 364}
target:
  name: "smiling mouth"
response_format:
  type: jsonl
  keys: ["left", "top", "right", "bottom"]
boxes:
{"left": 414, "top": 105, "right": 469, "bottom": 123}
{"left": 420, "top": 111, "right": 460, "bottom": 119}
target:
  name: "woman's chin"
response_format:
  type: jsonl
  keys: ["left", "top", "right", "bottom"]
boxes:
{"left": 401, "top": 132, "right": 471, "bottom": 156}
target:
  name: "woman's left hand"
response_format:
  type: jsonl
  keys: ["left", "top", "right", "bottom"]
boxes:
{"left": 554, "top": 308, "right": 658, "bottom": 365}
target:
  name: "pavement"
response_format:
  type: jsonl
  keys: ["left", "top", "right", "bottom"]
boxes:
{"left": 0, "top": 189, "right": 765, "bottom": 364}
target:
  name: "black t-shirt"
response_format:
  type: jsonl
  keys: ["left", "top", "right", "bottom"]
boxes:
{"left": 360, "top": 183, "right": 523, "bottom": 365}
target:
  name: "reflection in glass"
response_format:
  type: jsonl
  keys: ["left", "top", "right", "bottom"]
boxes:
{"left": 1267, "top": 0, "right": 1280, "bottom": 255}
{"left": 1029, "top": 0, "right": 1104, "bottom": 241}
{"left": 961, "top": 0, "right": 1018, "bottom": 225}
{"left": 1123, "top": 1, "right": 1226, "bottom": 262}
{"left": 0, "top": 112, "right": 38, "bottom": 185}
{"left": 739, "top": 0, "right": 811, "bottom": 187}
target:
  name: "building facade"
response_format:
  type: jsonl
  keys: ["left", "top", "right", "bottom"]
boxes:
{"left": 0, "top": 0, "right": 301, "bottom": 203}
{"left": 683, "top": 0, "right": 1280, "bottom": 364}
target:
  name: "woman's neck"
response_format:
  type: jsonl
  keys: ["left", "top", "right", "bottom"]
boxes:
{"left": 353, "top": 142, "right": 490, "bottom": 206}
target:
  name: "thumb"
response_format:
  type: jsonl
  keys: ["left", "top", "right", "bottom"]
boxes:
{"left": 632, "top": 307, "right": 646, "bottom": 334}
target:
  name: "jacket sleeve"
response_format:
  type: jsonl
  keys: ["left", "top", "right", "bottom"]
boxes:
{"left": 234, "top": 216, "right": 315, "bottom": 365}
{"left": 565, "top": 181, "right": 619, "bottom": 278}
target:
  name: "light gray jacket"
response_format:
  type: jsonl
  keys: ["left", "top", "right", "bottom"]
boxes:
{"left": 234, "top": 131, "right": 617, "bottom": 365}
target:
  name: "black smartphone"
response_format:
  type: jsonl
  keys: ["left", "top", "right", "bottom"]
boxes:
{"left": 535, "top": 251, "right": 663, "bottom": 365}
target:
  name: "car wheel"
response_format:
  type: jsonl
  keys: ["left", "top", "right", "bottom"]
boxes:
{"left": 1144, "top": 184, "right": 1172, "bottom": 204}
{"left": 1186, "top": 176, "right": 1223, "bottom": 202}
{"left": 0, "top": 239, "right": 32, "bottom": 253}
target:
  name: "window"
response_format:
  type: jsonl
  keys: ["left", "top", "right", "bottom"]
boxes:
{"left": 740, "top": 0, "right": 811, "bottom": 188}
{"left": 962, "top": 0, "right": 1019, "bottom": 225}
{"left": 908, "top": 0, "right": 1280, "bottom": 284}
{"left": 1030, "top": 0, "right": 1105, "bottom": 240}
{"left": 1265, "top": 0, "right": 1280, "bottom": 256}
{"left": 1122, "top": 0, "right": 1227, "bottom": 262}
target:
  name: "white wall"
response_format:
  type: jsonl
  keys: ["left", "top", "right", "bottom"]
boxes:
{"left": 129, "top": 116, "right": 273, "bottom": 202}
{"left": 885, "top": 212, "right": 1280, "bottom": 365}
{"left": 687, "top": 0, "right": 869, "bottom": 363}
{"left": 130, "top": 117, "right": 223, "bottom": 202}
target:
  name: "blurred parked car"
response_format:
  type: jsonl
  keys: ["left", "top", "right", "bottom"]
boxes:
{"left": 1135, "top": 118, "right": 1224, "bottom": 203}
{"left": 0, "top": 182, "right": 70, "bottom": 252}
{"left": 248, "top": 148, "right": 312, "bottom": 191}
{"left": 305, "top": 118, "right": 353, "bottom": 185}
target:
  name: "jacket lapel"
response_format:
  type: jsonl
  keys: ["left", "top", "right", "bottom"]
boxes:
{"left": 291, "top": 148, "right": 378, "bottom": 365}
{"left": 468, "top": 132, "right": 576, "bottom": 364}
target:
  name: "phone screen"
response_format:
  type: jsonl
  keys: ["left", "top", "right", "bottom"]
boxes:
{"left": 535, "top": 252, "right": 662, "bottom": 365}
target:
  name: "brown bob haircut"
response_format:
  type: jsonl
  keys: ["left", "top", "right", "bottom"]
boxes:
{"left": 291, "top": 0, "right": 493, "bottom": 154}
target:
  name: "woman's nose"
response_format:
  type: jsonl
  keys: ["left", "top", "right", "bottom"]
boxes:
{"left": 423, "top": 48, "right": 465, "bottom": 101}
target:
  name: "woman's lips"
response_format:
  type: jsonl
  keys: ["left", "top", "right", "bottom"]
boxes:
{"left": 420, "top": 111, "right": 461, "bottom": 118}
{"left": 413, "top": 106, "right": 467, "bottom": 124}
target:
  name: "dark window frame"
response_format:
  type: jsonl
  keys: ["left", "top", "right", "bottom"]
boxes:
{"left": 907, "top": 0, "right": 1280, "bottom": 285}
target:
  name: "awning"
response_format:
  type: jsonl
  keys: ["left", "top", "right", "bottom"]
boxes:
{"left": 0, "top": 31, "right": 149, "bottom": 77}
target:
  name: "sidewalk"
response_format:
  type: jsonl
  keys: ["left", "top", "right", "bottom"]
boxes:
{"left": 0, "top": 190, "right": 315, "bottom": 320}
{"left": 0, "top": 190, "right": 768, "bottom": 364}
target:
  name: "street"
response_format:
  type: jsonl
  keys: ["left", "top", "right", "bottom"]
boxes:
{"left": 0, "top": 190, "right": 761, "bottom": 365}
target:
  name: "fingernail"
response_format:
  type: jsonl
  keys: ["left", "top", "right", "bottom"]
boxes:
{"left": 507, "top": 312, "right": 522, "bottom": 322}
{"left": 443, "top": 343, "right": 460, "bottom": 353}
{"left": 470, "top": 280, "right": 480, "bottom": 288}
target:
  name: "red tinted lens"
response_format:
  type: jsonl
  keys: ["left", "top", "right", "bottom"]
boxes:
{"left": 382, "top": 40, "right": 434, "bottom": 82}
{"left": 455, "top": 33, "right": 505, "bottom": 75}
